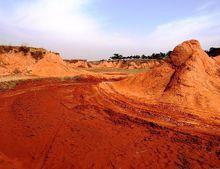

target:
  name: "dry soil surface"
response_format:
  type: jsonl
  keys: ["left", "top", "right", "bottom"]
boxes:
{"left": 0, "top": 78, "right": 219, "bottom": 169}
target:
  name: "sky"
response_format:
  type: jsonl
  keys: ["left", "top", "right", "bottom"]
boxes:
{"left": 0, "top": 0, "right": 220, "bottom": 60}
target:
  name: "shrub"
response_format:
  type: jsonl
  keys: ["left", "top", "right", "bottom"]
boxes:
{"left": 31, "top": 51, "right": 44, "bottom": 60}
{"left": 54, "top": 52, "right": 60, "bottom": 55}
{"left": 19, "top": 46, "right": 30, "bottom": 54}
{"left": 13, "top": 68, "right": 21, "bottom": 74}
{"left": 206, "top": 47, "right": 220, "bottom": 57}
{"left": 0, "top": 46, "right": 13, "bottom": 54}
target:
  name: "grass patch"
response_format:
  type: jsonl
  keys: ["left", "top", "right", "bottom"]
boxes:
{"left": 0, "top": 75, "right": 42, "bottom": 91}
{"left": 58, "top": 75, "right": 83, "bottom": 82}
{"left": 83, "top": 67, "right": 149, "bottom": 74}
{"left": 0, "top": 68, "right": 148, "bottom": 91}
{"left": 0, "top": 75, "right": 86, "bottom": 91}
{"left": 0, "top": 79, "right": 28, "bottom": 91}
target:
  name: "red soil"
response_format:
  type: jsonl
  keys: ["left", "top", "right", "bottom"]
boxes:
{"left": 0, "top": 47, "right": 84, "bottom": 77}
{"left": 0, "top": 79, "right": 219, "bottom": 169}
{"left": 214, "top": 55, "right": 220, "bottom": 65}
{"left": 0, "top": 40, "right": 219, "bottom": 169}
{"left": 106, "top": 40, "right": 220, "bottom": 113}
{"left": 0, "top": 46, "right": 160, "bottom": 78}
{"left": 86, "top": 60, "right": 161, "bottom": 69}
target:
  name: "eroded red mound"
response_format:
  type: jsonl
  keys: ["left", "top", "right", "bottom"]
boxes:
{"left": 107, "top": 40, "right": 220, "bottom": 113}
{"left": 0, "top": 46, "right": 83, "bottom": 77}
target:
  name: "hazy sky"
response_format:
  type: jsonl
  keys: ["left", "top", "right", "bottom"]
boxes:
{"left": 0, "top": 0, "right": 220, "bottom": 60}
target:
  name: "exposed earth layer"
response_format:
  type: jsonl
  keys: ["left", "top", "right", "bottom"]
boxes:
{"left": 0, "top": 40, "right": 219, "bottom": 169}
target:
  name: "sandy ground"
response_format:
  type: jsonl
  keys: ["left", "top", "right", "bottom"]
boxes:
{"left": 0, "top": 78, "right": 219, "bottom": 169}
{"left": 0, "top": 40, "right": 219, "bottom": 169}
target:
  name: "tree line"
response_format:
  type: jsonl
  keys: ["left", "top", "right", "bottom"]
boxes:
{"left": 205, "top": 47, "right": 220, "bottom": 57}
{"left": 109, "top": 52, "right": 171, "bottom": 60}
{"left": 109, "top": 47, "right": 220, "bottom": 60}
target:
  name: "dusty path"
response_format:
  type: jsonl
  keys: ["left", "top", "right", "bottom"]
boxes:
{"left": 0, "top": 79, "right": 219, "bottom": 169}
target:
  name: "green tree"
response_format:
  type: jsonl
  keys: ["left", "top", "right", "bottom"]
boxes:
{"left": 110, "top": 53, "right": 123, "bottom": 60}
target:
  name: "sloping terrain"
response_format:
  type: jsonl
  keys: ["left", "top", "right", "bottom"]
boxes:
{"left": 0, "top": 46, "right": 82, "bottom": 77}
{"left": 0, "top": 46, "right": 136, "bottom": 80}
{"left": 0, "top": 40, "right": 219, "bottom": 169}
{"left": 64, "top": 59, "right": 162, "bottom": 69}
{"left": 65, "top": 59, "right": 89, "bottom": 68}
{"left": 106, "top": 40, "right": 220, "bottom": 113}
{"left": 0, "top": 79, "right": 219, "bottom": 169}
{"left": 214, "top": 55, "right": 220, "bottom": 65}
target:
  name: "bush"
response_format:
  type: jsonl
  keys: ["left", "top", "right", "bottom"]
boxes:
{"left": 31, "top": 51, "right": 44, "bottom": 60}
{"left": 54, "top": 52, "right": 60, "bottom": 55}
{"left": 0, "top": 46, "right": 13, "bottom": 54}
{"left": 206, "top": 47, "right": 220, "bottom": 57}
{"left": 19, "top": 46, "right": 30, "bottom": 54}
{"left": 13, "top": 68, "right": 21, "bottom": 74}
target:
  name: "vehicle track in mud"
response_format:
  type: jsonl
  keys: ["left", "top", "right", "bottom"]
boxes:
{"left": 0, "top": 79, "right": 219, "bottom": 169}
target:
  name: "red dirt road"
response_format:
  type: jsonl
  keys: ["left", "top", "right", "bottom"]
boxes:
{"left": 0, "top": 79, "right": 219, "bottom": 169}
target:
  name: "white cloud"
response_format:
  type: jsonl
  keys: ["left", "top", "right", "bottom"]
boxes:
{"left": 0, "top": 0, "right": 220, "bottom": 59}
{"left": 0, "top": 0, "right": 135, "bottom": 59}
{"left": 195, "top": 1, "right": 216, "bottom": 12}
{"left": 5, "top": 0, "right": 99, "bottom": 37}
{"left": 142, "top": 14, "right": 220, "bottom": 52}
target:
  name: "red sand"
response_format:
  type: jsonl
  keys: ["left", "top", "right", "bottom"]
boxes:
{"left": 0, "top": 79, "right": 219, "bottom": 169}
{"left": 64, "top": 59, "right": 162, "bottom": 69}
{"left": 0, "top": 46, "right": 161, "bottom": 78}
{"left": 106, "top": 40, "right": 220, "bottom": 113}
{"left": 0, "top": 40, "right": 219, "bottom": 169}
{"left": 0, "top": 47, "right": 83, "bottom": 77}
{"left": 214, "top": 55, "right": 220, "bottom": 65}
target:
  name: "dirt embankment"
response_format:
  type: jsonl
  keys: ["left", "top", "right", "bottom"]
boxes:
{"left": 0, "top": 46, "right": 150, "bottom": 79}
{"left": 214, "top": 55, "right": 220, "bottom": 65}
{"left": 64, "top": 59, "right": 162, "bottom": 69}
{"left": 0, "top": 46, "right": 84, "bottom": 77}
{"left": 105, "top": 40, "right": 220, "bottom": 113}
{"left": 65, "top": 59, "right": 90, "bottom": 68}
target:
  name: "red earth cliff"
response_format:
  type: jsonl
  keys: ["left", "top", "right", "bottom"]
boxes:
{"left": 105, "top": 40, "right": 220, "bottom": 113}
